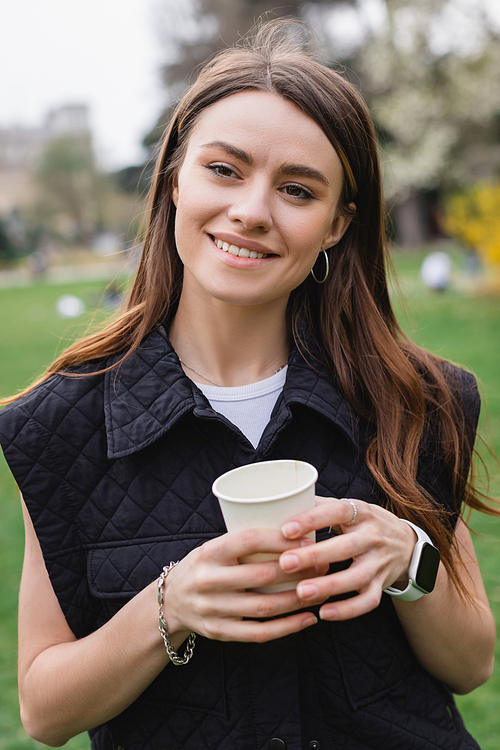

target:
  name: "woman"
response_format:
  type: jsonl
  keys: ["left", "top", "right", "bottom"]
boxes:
{"left": 0, "top": 20, "right": 496, "bottom": 750}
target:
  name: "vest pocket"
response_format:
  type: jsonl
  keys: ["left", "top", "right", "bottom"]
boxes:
{"left": 328, "top": 601, "right": 471, "bottom": 745}
{"left": 87, "top": 536, "right": 218, "bottom": 600}
{"left": 329, "top": 595, "right": 455, "bottom": 727}
{"left": 86, "top": 537, "right": 227, "bottom": 718}
{"left": 329, "top": 597, "right": 418, "bottom": 709}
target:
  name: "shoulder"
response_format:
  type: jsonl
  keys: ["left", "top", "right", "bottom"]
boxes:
{"left": 0, "top": 327, "right": 170, "bottom": 458}
{"left": 0, "top": 361, "right": 108, "bottom": 495}
{"left": 0, "top": 360, "right": 106, "bottom": 444}
{"left": 438, "top": 360, "right": 481, "bottom": 431}
{"left": 0, "top": 361, "right": 111, "bottom": 557}
{"left": 416, "top": 360, "right": 480, "bottom": 518}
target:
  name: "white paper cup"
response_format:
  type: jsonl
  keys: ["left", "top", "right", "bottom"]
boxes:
{"left": 212, "top": 459, "right": 318, "bottom": 592}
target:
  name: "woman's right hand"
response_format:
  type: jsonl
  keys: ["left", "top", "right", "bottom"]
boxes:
{"left": 162, "top": 529, "right": 327, "bottom": 643}
{"left": 18, "top": 510, "right": 323, "bottom": 746}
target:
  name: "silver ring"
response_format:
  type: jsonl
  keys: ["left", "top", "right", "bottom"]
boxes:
{"left": 342, "top": 498, "right": 358, "bottom": 526}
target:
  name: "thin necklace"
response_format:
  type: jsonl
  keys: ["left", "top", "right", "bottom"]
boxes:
{"left": 179, "top": 359, "right": 287, "bottom": 388}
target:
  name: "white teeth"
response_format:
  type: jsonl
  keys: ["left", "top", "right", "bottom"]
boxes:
{"left": 214, "top": 237, "right": 268, "bottom": 259}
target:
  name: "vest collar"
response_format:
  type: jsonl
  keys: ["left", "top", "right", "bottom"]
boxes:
{"left": 282, "top": 343, "right": 360, "bottom": 447}
{"left": 104, "top": 327, "right": 360, "bottom": 459}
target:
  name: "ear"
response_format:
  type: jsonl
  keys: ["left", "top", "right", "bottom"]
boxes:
{"left": 171, "top": 174, "right": 179, "bottom": 207}
{"left": 323, "top": 202, "right": 356, "bottom": 249}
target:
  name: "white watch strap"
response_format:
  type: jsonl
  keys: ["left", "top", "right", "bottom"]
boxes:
{"left": 384, "top": 520, "right": 435, "bottom": 602}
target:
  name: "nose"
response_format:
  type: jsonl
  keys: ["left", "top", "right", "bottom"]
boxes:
{"left": 227, "top": 180, "right": 273, "bottom": 232}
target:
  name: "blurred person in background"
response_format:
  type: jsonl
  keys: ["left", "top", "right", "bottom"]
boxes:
{"left": 0, "top": 19, "right": 496, "bottom": 750}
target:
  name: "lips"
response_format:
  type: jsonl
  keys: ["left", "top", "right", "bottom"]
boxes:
{"left": 213, "top": 237, "right": 269, "bottom": 259}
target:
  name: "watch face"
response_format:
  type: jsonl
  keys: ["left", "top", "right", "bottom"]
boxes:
{"left": 415, "top": 542, "right": 440, "bottom": 592}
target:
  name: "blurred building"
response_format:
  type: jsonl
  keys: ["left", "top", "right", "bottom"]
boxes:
{"left": 0, "top": 105, "right": 91, "bottom": 214}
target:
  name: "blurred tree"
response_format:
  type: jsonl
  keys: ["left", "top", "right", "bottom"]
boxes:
{"left": 0, "top": 217, "right": 17, "bottom": 263}
{"left": 32, "top": 135, "right": 142, "bottom": 251}
{"left": 443, "top": 181, "right": 500, "bottom": 267}
{"left": 354, "top": 0, "right": 500, "bottom": 197}
{"left": 145, "top": 0, "right": 354, "bottom": 144}
{"left": 34, "top": 135, "right": 103, "bottom": 244}
{"left": 346, "top": 0, "right": 500, "bottom": 244}
{"left": 157, "top": 0, "right": 354, "bottom": 89}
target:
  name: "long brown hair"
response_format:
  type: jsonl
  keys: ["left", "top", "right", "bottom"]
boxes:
{"left": 3, "top": 20, "right": 496, "bottom": 593}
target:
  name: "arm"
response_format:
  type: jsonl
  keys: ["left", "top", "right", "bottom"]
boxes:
{"left": 19, "top": 498, "right": 320, "bottom": 747}
{"left": 18, "top": 499, "right": 170, "bottom": 746}
{"left": 393, "top": 518, "right": 495, "bottom": 694}
{"left": 278, "top": 498, "right": 496, "bottom": 694}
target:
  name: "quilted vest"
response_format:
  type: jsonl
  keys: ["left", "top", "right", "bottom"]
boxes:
{"left": 0, "top": 327, "right": 482, "bottom": 750}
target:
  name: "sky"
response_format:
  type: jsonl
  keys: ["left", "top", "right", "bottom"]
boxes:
{"left": 0, "top": 0, "right": 164, "bottom": 170}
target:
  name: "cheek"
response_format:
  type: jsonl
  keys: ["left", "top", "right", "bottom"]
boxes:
{"left": 175, "top": 186, "right": 223, "bottom": 228}
{"left": 173, "top": 192, "right": 216, "bottom": 263}
{"left": 288, "top": 216, "right": 327, "bottom": 262}
{"left": 291, "top": 206, "right": 331, "bottom": 241}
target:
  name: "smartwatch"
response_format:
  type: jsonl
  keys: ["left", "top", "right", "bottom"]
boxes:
{"left": 384, "top": 520, "right": 441, "bottom": 602}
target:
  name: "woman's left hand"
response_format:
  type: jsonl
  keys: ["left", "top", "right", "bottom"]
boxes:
{"left": 279, "top": 496, "right": 417, "bottom": 620}
{"left": 280, "top": 497, "right": 496, "bottom": 694}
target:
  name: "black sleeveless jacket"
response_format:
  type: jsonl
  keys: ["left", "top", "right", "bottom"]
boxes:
{"left": 0, "top": 327, "right": 482, "bottom": 750}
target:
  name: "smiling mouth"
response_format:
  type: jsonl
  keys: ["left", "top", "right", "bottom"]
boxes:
{"left": 213, "top": 237, "right": 270, "bottom": 259}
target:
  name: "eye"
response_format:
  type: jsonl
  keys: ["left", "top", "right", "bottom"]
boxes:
{"left": 281, "top": 183, "right": 316, "bottom": 200}
{"left": 206, "top": 163, "right": 238, "bottom": 179}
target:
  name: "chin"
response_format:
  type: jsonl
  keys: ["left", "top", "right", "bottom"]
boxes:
{"left": 200, "top": 281, "right": 283, "bottom": 308}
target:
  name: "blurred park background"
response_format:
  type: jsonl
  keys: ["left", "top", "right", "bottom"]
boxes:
{"left": 1, "top": 0, "right": 500, "bottom": 748}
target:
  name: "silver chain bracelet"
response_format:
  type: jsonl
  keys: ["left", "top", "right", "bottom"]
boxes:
{"left": 157, "top": 561, "right": 196, "bottom": 666}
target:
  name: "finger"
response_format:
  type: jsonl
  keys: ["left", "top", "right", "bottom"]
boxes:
{"left": 318, "top": 582, "right": 383, "bottom": 622}
{"left": 197, "top": 555, "right": 329, "bottom": 595}
{"left": 204, "top": 528, "right": 307, "bottom": 564}
{"left": 202, "top": 611, "right": 318, "bottom": 643}
{"left": 196, "top": 586, "right": 314, "bottom": 620}
{"left": 225, "top": 560, "right": 329, "bottom": 591}
{"left": 281, "top": 497, "right": 363, "bottom": 539}
{"left": 294, "top": 561, "right": 377, "bottom": 604}
{"left": 279, "top": 530, "right": 369, "bottom": 575}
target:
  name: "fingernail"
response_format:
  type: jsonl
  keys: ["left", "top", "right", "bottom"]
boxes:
{"left": 319, "top": 606, "right": 337, "bottom": 620}
{"left": 280, "top": 554, "right": 299, "bottom": 571}
{"left": 300, "top": 538, "right": 313, "bottom": 547}
{"left": 301, "top": 615, "right": 318, "bottom": 628}
{"left": 314, "top": 563, "right": 329, "bottom": 574}
{"left": 281, "top": 521, "right": 301, "bottom": 538}
{"left": 297, "top": 583, "right": 318, "bottom": 600}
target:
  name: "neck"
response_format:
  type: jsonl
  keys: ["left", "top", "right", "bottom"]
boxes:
{"left": 169, "top": 291, "right": 290, "bottom": 388}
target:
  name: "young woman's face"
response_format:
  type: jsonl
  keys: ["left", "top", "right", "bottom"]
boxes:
{"left": 172, "top": 90, "right": 350, "bottom": 310}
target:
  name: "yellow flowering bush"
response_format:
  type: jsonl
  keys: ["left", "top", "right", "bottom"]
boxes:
{"left": 443, "top": 182, "right": 500, "bottom": 266}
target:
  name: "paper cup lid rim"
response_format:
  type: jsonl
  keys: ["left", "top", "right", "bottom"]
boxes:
{"left": 212, "top": 460, "right": 318, "bottom": 504}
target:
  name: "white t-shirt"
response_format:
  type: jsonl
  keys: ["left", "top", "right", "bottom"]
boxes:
{"left": 195, "top": 366, "right": 288, "bottom": 448}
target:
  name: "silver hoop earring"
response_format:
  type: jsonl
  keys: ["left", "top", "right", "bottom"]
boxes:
{"left": 310, "top": 249, "right": 329, "bottom": 284}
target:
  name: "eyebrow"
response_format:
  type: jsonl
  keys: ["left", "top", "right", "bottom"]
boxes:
{"left": 281, "top": 164, "right": 331, "bottom": 187}
{"left": 200, "top": 140, "right": 331, "bottom": 187}
{"left": 201, "top": 141, "right": 252, "bottom": 165}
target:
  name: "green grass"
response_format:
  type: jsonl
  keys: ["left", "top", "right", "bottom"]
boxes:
{"left": 0, "top": 254, "right": 499, "bottom": 748}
